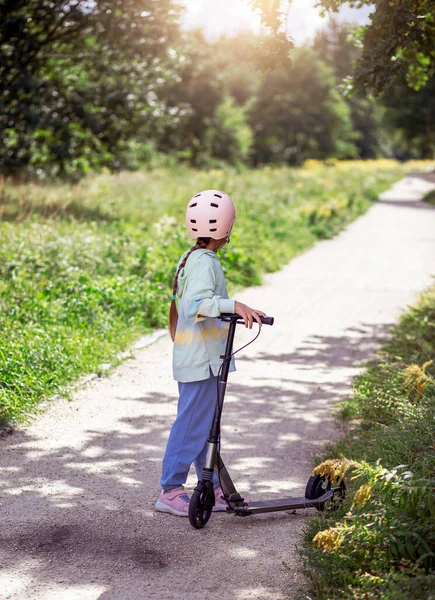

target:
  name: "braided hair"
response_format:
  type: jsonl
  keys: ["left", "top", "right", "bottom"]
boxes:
{"left": 169, "top": 237, "right": 211, "bottom": 341}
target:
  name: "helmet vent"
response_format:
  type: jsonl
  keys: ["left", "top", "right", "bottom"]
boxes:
{"left": 210, "top": 228, "right": 217, "bottom": 232}
{"left": 210, "top": 202, "right": 219, "bottom": 208}
{"left": 192, "top": 228, "right": 198, "bottom": 232}
{"left": 194, "top": 193, "right": 201, "bottom": 198}
{"left": 209, "top": 219, "right": 216, "bottom": 223}
{"left": 214, "top": 194, "right": 222, "bottom": 198}
{"left": 189, "top": 202, "right": 197, "bottom": 208}
{"left": 190, "top": 219, "right": 196, "bottom": 223}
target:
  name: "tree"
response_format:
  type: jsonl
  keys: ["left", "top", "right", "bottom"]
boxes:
{"left": 248, "top": 0, "right": 294, "bottom": 70}
{"left": 0, "top": 0, "right": 181, "bottom": 178}
{"left": 155, "top": 30, "right": 226, "bottom": 166}
{"left": 252, "top": 0, "right": 435, "bottom": 93}
{"left": 156, "top": 31, "right": 256, "bottom": 167}
{"left": 313, "top": 18, "right": 360, "bottom": 81}
{"left": 316, "top": 0, "right": 435, "bottom": 93}
{"left": 204, "top": 97, "right": 253, "bottom": 165}
{"left": 382, "top": 74, "right": 435, "bottom": 158}
{"left": 249, "top": 48, "right": 357, "bottom": 165}
{"left": 313, "top": 20, "right": 383, "bottom": 158}
{"left": 210, "top": 33, "right": 263, "bottom": 107}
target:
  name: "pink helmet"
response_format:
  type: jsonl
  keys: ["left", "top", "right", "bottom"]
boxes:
{"left": 186, "top": 189, "right": 236, "bottom": 240}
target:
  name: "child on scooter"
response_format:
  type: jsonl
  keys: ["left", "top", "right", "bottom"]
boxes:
{"left": 155, "top": 189, "right": 266, "bottom": 517}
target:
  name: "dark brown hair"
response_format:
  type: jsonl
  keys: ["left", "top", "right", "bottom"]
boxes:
{"left": 169, "top": 237, "right": 211, "bottom": 341}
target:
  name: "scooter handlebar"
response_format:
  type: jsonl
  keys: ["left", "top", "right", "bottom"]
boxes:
{"left": 220, "top": 313, "right": 274, "bottom": 326}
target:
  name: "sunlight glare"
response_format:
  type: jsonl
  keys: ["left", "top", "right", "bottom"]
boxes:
{"left": 182, "top": 0, "right": 372, "bottom": 45}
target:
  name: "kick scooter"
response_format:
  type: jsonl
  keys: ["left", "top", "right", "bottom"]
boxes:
{"left": 188, "top": 313, "right": 346, "bottom": 529}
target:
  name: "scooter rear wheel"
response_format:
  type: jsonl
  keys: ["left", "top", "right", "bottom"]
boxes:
{"left": 305, "top": 474, "right": 346, "bottom": 512}
{"left": 188, "top": 483, "right": 214, "bottom": 529}
{"left": 305, "top": 475, "right": 331, "bottom": 512}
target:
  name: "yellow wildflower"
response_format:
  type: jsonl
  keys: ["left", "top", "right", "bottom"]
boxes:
{"left": 403, "top": 360, "right": 433, "bottom": 403}
{"left": 303, "top": 159, "right": 323, "bottom": 169}
{"left": 317, "top": 206, "right": 332, "bottom": 218}
{"left": 351, "top": 484, "right": 373, "bottom": 509}
{"left": 299, "top": 203, "right": 317, "bottom": 214}
{"left": 313, "top": 527, "right": 344, "bottom": 551}
{"left": 313, "top": 459, "right": 354, "bottom": 484}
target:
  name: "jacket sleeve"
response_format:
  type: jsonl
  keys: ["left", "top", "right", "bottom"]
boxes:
{"left": 183, "top": 261, "right": 235, "bottom": 323}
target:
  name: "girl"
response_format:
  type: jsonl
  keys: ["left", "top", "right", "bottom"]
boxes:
{"left": 155, "top": 189, "right": 266, "bottom": 517}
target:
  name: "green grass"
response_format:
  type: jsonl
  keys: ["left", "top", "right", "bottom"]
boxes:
{"left": 301, "top": 286, "right": 435, "bottom": 600}
{"left": 0, "top": 160, "right": 428, "bottom": 424}
{"left": 424, "top": 189, "right": 435, "bottom": 206}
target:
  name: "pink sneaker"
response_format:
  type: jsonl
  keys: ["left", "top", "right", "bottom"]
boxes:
{"left": 213, "top": 486, "right": 228, "bottom": 512}
{"left": 155, "top": 487, "right": 190, "bottom": 517}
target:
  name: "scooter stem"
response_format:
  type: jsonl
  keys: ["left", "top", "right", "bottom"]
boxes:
{"left": 207, "top": 317, "right": 237, "bottom": 444}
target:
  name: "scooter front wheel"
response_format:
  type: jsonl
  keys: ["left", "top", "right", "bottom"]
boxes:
{"left": 188, "top": 482, "right": 214, "bottom": 529}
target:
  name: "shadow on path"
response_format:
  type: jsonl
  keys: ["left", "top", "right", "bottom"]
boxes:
{"left": 377, "top": 199, "right": 435, "bottom": 210}
{"left": 0, "top": 322, "right": 392, "bottom": 599}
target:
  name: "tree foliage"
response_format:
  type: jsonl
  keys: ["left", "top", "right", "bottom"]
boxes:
{"left": 382, "top": 74, "right": 435, "bottom": 158}
{"left": 0, "top": 0, "right": 181, "bottom": 178}
{"left": 313, "top": 16, "right": 435, "bottom": 159}
{"left": 250, "top": 48, "right": 357, "bottom": 165}
{"left": 251, "top": 0, "right": 435, "bottom": 92}
{"left": 313, "top": 20, "right": 383, "bottom": 159}
{"left": 155, "top": 30, "right": 225, "bottom": 166}
{"left": 205, "top": 97, "right": 253, "bottom": 166}
{"left": 316, "top": 0, "right": 435, "bottom": 93}
{"left": 248, "top": 0, "right": 294, "bottom": 70}
{"left": 1, "top": 1, "right": 435, "bottom": 178}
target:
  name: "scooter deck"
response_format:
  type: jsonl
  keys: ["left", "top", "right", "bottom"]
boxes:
{"left": 231, "top": 490, "right": 334, "bottom": 515}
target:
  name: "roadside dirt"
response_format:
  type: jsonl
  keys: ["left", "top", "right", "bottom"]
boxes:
{"left": 1, "top": 177, "right": 435, "bottom": 600}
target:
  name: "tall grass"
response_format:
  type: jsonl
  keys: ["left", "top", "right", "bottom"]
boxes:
{"left": 302, "top": 286, "right": 435, "bottom": 600}
{"left": 0, "top": 160, "right": 429, "bottom": 424}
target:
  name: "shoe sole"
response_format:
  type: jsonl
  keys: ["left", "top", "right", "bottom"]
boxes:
{"left": 213, "top": 490, "right": 228, "bottom": 512}
{"left": 155, "top": 499, "right": 189, "bottom": 517}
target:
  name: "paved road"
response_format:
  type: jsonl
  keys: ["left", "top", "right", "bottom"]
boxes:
{"left": 1, "top": 177, "right": 435, "bottom": 600}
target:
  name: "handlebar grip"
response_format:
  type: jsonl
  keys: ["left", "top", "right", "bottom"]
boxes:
{"left": 260, "top": 316, "right": 274, "bottom": 326}
{"left": 220, "top": 313, "right": 274, "bottom": 326}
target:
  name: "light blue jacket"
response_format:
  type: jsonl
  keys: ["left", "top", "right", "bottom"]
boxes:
{"left": 172, "top": 248, "right": 236, "bottom": 382}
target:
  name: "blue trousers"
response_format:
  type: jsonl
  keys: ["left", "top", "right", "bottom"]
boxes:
{"left": 160, "top": 373, "right": 220, "bottom": 490}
